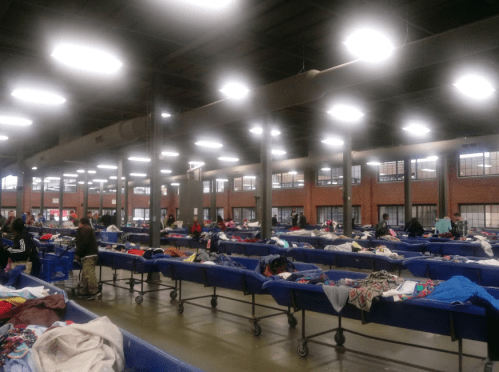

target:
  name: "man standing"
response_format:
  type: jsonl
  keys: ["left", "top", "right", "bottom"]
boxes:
{"left": 375, "top": 213, "right": 390, "bottom": 238}
{"left": 291, "top": 208, "right": 298, "bottom": 227}
{"left": 299, "top": 212, "right": 307, "bottom": 229}
{"left": 75, "top": 218, "right": 100, "bottom": 300}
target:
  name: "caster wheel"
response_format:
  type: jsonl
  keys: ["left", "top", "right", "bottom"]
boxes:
{"left": 251, "top": 323, "right": 261, "bottom": 336}
{"left": 334, "top": 331, "right": 346, "bottom": 346}
{"left": 297, "top": 342, "right": 309, "bottom": 357}
{"left": 170, "top": 291, "right": 177, "bottom": 300}
{"left": 71, "top": 288, "right": 76, "bottom": 295}
{"left": 113, "top": 274, "right": 118, "bottom": 282}
{"left": 178, "top": 303, "right": 184, "bottom": 314}
{"left": 135, "top": 295, "right": 143, "bottom": 304}
{"left": 211, "top": 297, "right": 218, "bottom": 308}
{"left": 288, "top": 315, "right": 298, "bottom": 328}
{"left": 484, "top": 362, "right": 493, "bottom": 372}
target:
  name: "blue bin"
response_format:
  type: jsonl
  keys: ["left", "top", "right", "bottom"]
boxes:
{"left": 100, "top": 231, "right": 119, "bottom": 243}
{"left": 40, "top": 254, "right": 70, "bottom": 282}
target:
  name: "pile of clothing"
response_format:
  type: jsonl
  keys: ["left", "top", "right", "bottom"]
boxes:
{"left": 183, "top": 252, "right": 245, "bottom": 268}
{"left": 164, "top": 247, "right": 188, "bottom": 258}
{"left": 421, "top": 255, "right": 499, "bottom": 266}
{"left": 255, "top": 255, "right": 295, "bottom": 277}
{"left": 359, "top": 246, "right": 404, "bottom": 259}
{"left": 378, "top": 235, "right": 401, "bottom": 242}
{"left": 324, "top": 241, "right": 362, "bottom": 252}
{"left": 106, "top": 225, "right": 121, "bottom": 232}
{"left": 38, "top": 234, "right": 53, "bottom": 241}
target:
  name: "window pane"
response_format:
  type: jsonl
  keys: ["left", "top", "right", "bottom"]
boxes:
{"left": 216, "top": 181, "right": 225, "bottom": 193}
{"left": 203, "top": 181, "right": 211, "bottom": 193}
{"left": 203, "top": 208, "right": 210, "bottom": 221}
{"left": 379, "top": 162, "right": 397, "bottom": 182}
{"left": 2, "top": 176, "right": 17, "bottom": 190}
{"left": 233, "top": 178, "right": 242, "bottom": 191}
{"left": 216, "top": 208, "right": 224, "bottom": 219}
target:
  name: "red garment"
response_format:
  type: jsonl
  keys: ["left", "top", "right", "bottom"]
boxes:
{"left": 289, "top": 227, "right": 300, "bottom": 231}
{"left": 128, "top": 249, "right": 145, "bottom": 256}
{"left": 217, "top": 221, "right": 226, "bottom": 231}
{"left": 0, "top": 301, "right": 13, "bottom": 316}
{"left": 191, "top": 222, "right": 201, "bottom": 234}
{"left": 39, "top": 234, "right": 53, "bottom": 241}
{"left": 0, "top": 294, "right": 66, "bottom": 327}
{"left": 164, "top": 247, "right": 188, "bottom": 257}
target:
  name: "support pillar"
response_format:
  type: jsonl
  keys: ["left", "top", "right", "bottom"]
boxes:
{"left": 342, "top": 134, "right": 352, "bottom": 237}
{"left": 149, "top": 72, "right": 163, "bottom": 248}
{"left": 404, "top": 157, "right": 412, "bottom": 224}
{"left": 0, "top": 177, "right": 3, "bottom": 214}
{"left": 83, "top": 169, "right": 88, "bottom": 218}
{"left": 58, "top": 176, "right": 64, "bottom": 226}
{"left": 438, "top": 155, "right": 449, "bottom": 219}
{"left": 211, "top": 179, "right": 217, "bottom": 221}
{"left": 116, "top": 159, "right": 123, "bottom": 227}
{"left": 124, "top": 176, "right": 129, "bottom": 225}
{"left": 99, "top": 182, "right": 103, "bottom": 217}
{"left": 16, "top": 152, "right": 24, "bottom": 218}
{"left": 40, "top": 175, "right": 45, "bottom": 219}
{"left": 260, "top": 120, "right": 272, "bottom": 239}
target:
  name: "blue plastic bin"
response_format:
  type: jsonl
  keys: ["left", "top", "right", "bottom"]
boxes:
{"left": 39, "top": 254, "right": 70, "bottom": 282}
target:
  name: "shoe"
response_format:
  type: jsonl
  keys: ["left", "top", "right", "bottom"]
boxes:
{"left": 86, "top": 292, "right": 102, "bottom": 301}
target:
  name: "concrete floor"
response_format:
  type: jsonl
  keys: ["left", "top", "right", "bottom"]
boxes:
{"left": 62, "top": 248, "right": 493, "bottom": 372}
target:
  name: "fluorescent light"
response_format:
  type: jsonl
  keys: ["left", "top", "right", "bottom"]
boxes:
{"left": 460, "top": 153, "right": 486, "bottom": 159}
{"left": 0, "top": 135, "right": 9, "bottom": 141}
{"left": 130, "top": 173, "right": 146, "bottom": 177}
{"left": 162, "top": 151, "right": 179, "bottom": 157}
{"left": 0, "top": 116, "right": 32, "bottom": 126}
{"left": 218, "top": 157, "right": 239, "bottom": 162}
{"left": 288, "top": 171, "right": 298, "bottom": 175}
{"left": 171, "top": 183, "right": 180, "bottom": 186}
{"left": 321, "top": 168, "right": 331, "bottom": 171}
{"left": 161, "top": 170, "right": 172, "bottom": 174}
{"left": 161, "top": 112, "right": 171, "bottom": 118}
{"left": 88, "top": 170, "right": 96, "bottom": 174}
{"left": 11, "top": 89, "right": 65, "bottom": 105}
{"left": 273, "top": 182, "right": 280, "bottom": 185}
{"left": 109, "top": 176, "right": 125, "bottom": 180}
{"left": 403, "top": 123, "right": 431, "bottom": 136}
{"left": 244, "top": 176, "right": 256, "bottom": 179}
{"left": 367, "top": 162, "right": 381, "bottom": 166}
{"left": 63, "top": 173, "right": 78, "bottom": 177}
{"left": 78, "top": 181, "right": 84, "bottom": 184}
{"left": 322, "top": 138, "right": 344, "bottom": 146}
{"left": 189, "top": 161, "right": 204, "bottom": 166}
{"left": 93, "top": 179, "right": 108, "bottom": 183}
{"left": 88, "top": 182, "right": 93, "bottom": 185}
{"left": 51, "top": 44, "right": 122, "bottom": 74}
{"left": 327, "top": 105, "right": 364, "bottom": 122}
{"left": 46, "top": 177, "right": 60, "bottom": 180}
{"left": 250, "top": 127, "right": 280, "bottom": 136}
{"left": 76, "top": 169, "right": 85, "bottom": 173}
{"left": 379, "top": 173, "right": 386, "bottom": 176}
{"left": 195, "top": 141, "right": 223, "bottom": 149}
{"left": 344, "top": 29, "right": 394, "bottom": 62}
{"left": 220, "top": 83, "right": 249, "bottom": 99}
{"left": 97, "top": 164, "right": 117, "bottom": 170}
{"left": 454, "top": 75, "right": 495, "bottom": 100}
{"left": 421, "top": 169, "right": 436, "bottom": 172}
{"left": 272, "top": 150, "right": 286, "bottom": 155}
{"left": 216, "top": 179, "right": 229, "bottom": 182}
{"left": 184, "top": 0, "right": 233, "bottom": 8}
{"left": 31, "top": 167, "right": 37, "bottom": 170}
{"left": 478, "top": 164, "right": 492, "bottom": 168}
{"left": 426, "top": 156, "right": 439, "bottom": 161}
{"left": 128, "top": 157, "right": 151, "bottom": 162}
{"left": 271, "top": 130, "right": 281, "bottom": 136}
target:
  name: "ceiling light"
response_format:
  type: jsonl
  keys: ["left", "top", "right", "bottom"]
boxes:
{"left": 271, "top": 130, "right": 281, "bottom": 136}
{"left": 88, "top": 182, "right": 93, "bottom": 185}
{"left": 322, "top": 138, "right": 344, "bottom": 146}
{"left": 184, "top": 0, "right": 233, "bottom": 8}
{"left": 46, "top": 177, "right": 60, "bottom": 180}
{"left": 216, "top": 179, "right": 229, "bottom": 182}
{"left": 288, "top": 171, "right": 298, "bottom": 175}
{"left": 218, "top": 157, "right": 239, "bottom": 162}
{"left": 327, "top": 105, "right": 364, "bottom": 122}
{"left": 31, "top": 167, "right": 37, "bottom": 170}
{"left": 189, "top": 161, "right": 205, "bottom": 166}
{"left": 460, "top": 153, "right": 486, "bottom": 159}
{"left": 367, "top": 162, "right": 381, "bottom": 166}
{"left": 250, "top": 127, "right": 263, "bottom": 134}
{"left": 161, "top": 113, "right": 171, "bottom": 118}
{"left": 109, "top": 176, "right": 125, "bottom": 180}
{"left": 321, "top": 167, "right": 331, "bottom": 171}
{"left": 244, "top": 176, "right": 256, "bottom": 179}
{"left": 344, "top": 29, "right": 395, "bottom": 62}
{"left": 425, "top": 156, "right": 439, "bottom": 161}
{"left": 272, "top": 150, "right": 286, "bottom": 155}
{"left": 88, "top": 170, "right": 96, "bottom": 174}
{"left": 0, "top": 116, "right": 32, "bottom": 126}
{"left": 51, "top": 44, "right": 122, "bottom": 74}
{"left": 478, "top": 164, "right": 492, "bottom": 168}
{"left": 78, "top": 181, "right": 84, "bottom": 184}
{"left": 93, "top": 179, "right": 108, "bottom": 183}
{"left": 76, "top": 169, "right": 85, "bottom": 173}
{"left": 273, "top": 182, "right": 280, "bottom": 185}
{"left": 421, "top": 169, "right": 436, "bottom": 172}
{"left": 161, "top": 170, "right": 172, "bottom": 174}
{"left": 11, "top": 89, "right": 66, "bottom": 105}
{"left": 195, "top": 141, "right": 223, "bottom": 149}
{"left": 89, "top": 187, "right": 96, "bottom": 190}
{"left": 171, "top": 183, "right": 180, "bottom": 186}
{"left": 130, "top": 173, "right": 147, "bottom": 177}
{"left": 162, "top": 151, "right": 179, "bottom": 157}
{"left": 0, "top": 135, "right": 8, "bottom": 141}
{"left": 97, "top": 164, "right": 117, "bottom": 170}
{"left": 454, "top": 75, "right": 495, "bottom": 100}
{"left": 128, "top": 157, "right": 151, "bottom": 162}
{"left": 220, "top": 83, "right": 249, "bottom": 99}
{"left": 403, "top": 123, "right": 431, "bottom": 135}
{"left": 379, "top": 173, "right": 386, "bottom": 176}
{"left": 63, "top": 173, "right": 78, "bottom": 177}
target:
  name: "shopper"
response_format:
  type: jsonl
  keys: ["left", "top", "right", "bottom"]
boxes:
{"left": 26, "top": 214, "right": 36, "bottom": 226}
{"left": 272, "top": 214, "right": 278, "bottom": 226}
{"left": 375, "top": 213, "right": 390, "bottom": 238}
{"left": 1, "top": 213, "right": 15, "bottom": 235}
{"left": 86, "top": 211, "right": 94, "bottom": 227}
{"left": 6, "top": 218, "right": 40, "bottom": 276}
{"left": 451, "top": 213, "right": 467, "bottom": 239}
{"left": 404, "top": 218, "right": 424, "bottom": 238}
{"left": 291, "top": 208, "right": 298, "bottom": 227}
{"left": 191, "top": 216, "right": 202, "bottom": 239}
{"left": 298, "top": 212, "right": 307, "bottom": 229}
{"left": 0, "top": 213, "right": 5, "bottom": 228}
{"left": 101, "top": 212, "right": 112, "bottom": 228}
{"left": 37, "top": 213, "right": 46, "bottom": 223}
{"left": 75, "top": 217, "right": 100, "bottom": 300}
{"left": 217, "top": 215, "right": 226, "bottom": 231}
{"left": 166, "top": 214, "right": 175, "bottom": 227}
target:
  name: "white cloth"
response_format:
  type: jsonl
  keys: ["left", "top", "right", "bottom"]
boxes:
{"left": 324, "top": 243, "right": 352, "bottom": 252}
{"left": 202, "top": 261, "right": 216, "bottom": 265}
{"left": 218, "top": 232, "right": 229, "bottom": 241}
{"left": 0, "top": 285, "right": 49, "bottom": 299}
{"left": 106, "top": 225, "right": 121, "bottom": 232}
{"left": 480, "top": 240, "right": 494, "bottom": 257}
{"left": 382, "top": 281, "right": 418, "bottom": 300}
{"left": 32, "top": 316, "right": 124, "bottom": 372}
{"left": 277, "top": 272, "right": 292, "bottom": 279}
{"left": 476, "top": 259, "right": 499, "bottom": 266}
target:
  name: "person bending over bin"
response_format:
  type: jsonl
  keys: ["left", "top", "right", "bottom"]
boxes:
{"left": 6, "top": 218, "right": 40, "bottom": 276}
{"left": 75, "top": 217, "right": 101, "bottom": 300}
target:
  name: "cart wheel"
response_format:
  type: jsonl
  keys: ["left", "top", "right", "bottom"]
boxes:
{"left": 135, "top": 295, "right": 143, "bottom": 304}
{"left": 211, "top": 297, "right": 218, "bottom": 308}
{"left": 288, "top": 314, "right": 298, "bottom": 328}
{"left": 334, "top": 331, "right": 346, "bottom": 346}
{"left": 484, "top": 362, "right": 493, "bottom": 372}
{"left": 170, "top": 290, "right": 177, "bottom": 300}
{"left": 98, "top": 284, "right": 103, "bottom": 292}
{"left": 251, "top": 322, "right": 261, "bottom": 336}
{"left": 297, "top": 342, "right": 309, "bottom": 357}
{"left": 113, "top": 274, "right": 118, "bottom": 282}
{"left": 71, "top": 288, "right": 76, "bottom": 295}
{"left": 178, "top": 303, "right": 184, "bottom": 314}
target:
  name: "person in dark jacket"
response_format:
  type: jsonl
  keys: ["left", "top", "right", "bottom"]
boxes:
{"left": 6, "top": 218, "right": 40, "bottom": 276}
{"left": 298, "top": 212, "right": 307, "bottom": 229}
{"left": 404, "top": 218, "right": 425, "bottom": 238}
{"left": 101, "top": 213, "right": 112, "bottom": 228}
{"left": 217, "top": 215, "right": 226, "bottom": 231}
{"left": 375, "top": 213, "right": 390, "bottom": 238}
{"left": 272, "top": 214, "right": 278, "bottom": 226}
{"left": 166, "top": 214, "right": 175, "bottom": 227}
{"left": 1, "top": 214, "right": 15, "bottom": 235}
{"left": 291, "top": 208, "right": 298, "bottom": 227}
{"left": 75, "top": 218, "right": 100, "bottom": 299}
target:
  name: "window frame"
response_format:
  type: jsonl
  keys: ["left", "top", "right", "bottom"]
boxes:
{"left": 377, "top": 159, "right": 436, "bottom": 183}
{"left": 317, "top": 206, "right": 361, "bottom": 225}
{"left": 316, "top": 166, "right": 361, "bottom": 186}
{"left": 272, "top": 172, "right": 304, "bottom": 189}
{"left": 271, "top": 206, "right": 304, "bottom": 224}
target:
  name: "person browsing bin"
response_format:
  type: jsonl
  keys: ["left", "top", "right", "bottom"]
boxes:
{"left": 5, "top": 218, "right": 40, "bottom": 276}
{"left": 191, "top": 216, "right": 202, "bottom": 239}
{"left": 75, "top": 217, "right": 100, "bottom": 300}
{"left": 375, "top": 213, "right": 390, "bottom": 238}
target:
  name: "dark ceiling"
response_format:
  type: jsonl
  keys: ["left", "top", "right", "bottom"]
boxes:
{"left": 1, "top": 0, "right": 499, "bottom": 178}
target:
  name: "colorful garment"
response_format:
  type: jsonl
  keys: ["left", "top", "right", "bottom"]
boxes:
{"left": 164, "top": 247, "right": 188, "bottom": 257}
{"left": 184, "top": 253, "right": 196, "bottom": 262}
{"left": 0, "top": 327, "right": 37, "bottom": 366}
{"left": 396, "top": 279, "right": 435, "bottom": 301}
{"left": 128, "top": 249, "right": 145, "bottom": 256}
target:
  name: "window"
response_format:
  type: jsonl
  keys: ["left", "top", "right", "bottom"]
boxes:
{"left": 161, "top": 186, "right": 167, "bottom": 196}
{"left": 460, "top": 204, "right": 499, "bottom": 228}
{"left": 63, "top": 179, "right": 77, "bottom": 193}
{"left": 134, "top": 187, "right": 150, "bottom": 195}
{"left": 232, "top": 207, "right": 256, "bottom": 223}
{"left": 378, "top": 204, "right": 437, "bottom": 227}
{"left": 31, "top": 209, "right": 73, "bottom": 222}
{"left": 272, "top": 172, "right": 304, "bottom": 189}
{"left": 161, "top": 208, "right": 168, "bottom": 219}
{"left": 316, "top": 166, "right": 361, "bottom": 186}
{"left": 203, "top": 208, "right": 211, "bottom": 221}
{"left": 216, "top": 181, "right": 225, "bottom": 193}
{"left": 271, "top": 207, "right": 304, "bottom": 224}
{"left": 216, "top": 207, "right": 224, "bottom": 219}
{"left": 379, "top": 205, "right": 404, "bottom": 226}
{"left": 133, "top": 208, "right": 149, "bottom": 221}
{"left": 203, "top": 181, "right": 211, "bottom": 194}
{"left": 0, "top": 209, "right": 15, "bottom": 218}
{"left": 43, "top": 178, "right": 61, "bottom": 192}
{"left": 459, "top": 152, "right": 499, "bottom": 177}
{"left": 176, "top": 208, "right": 180, "bottom": 220}
{"left": 378, "top": 159, "right": 436, "bottom": 182}
{"left": 1, "top": 176, "right": 17, "bottom": 190}
{"left": 233, "top": 177, "right": 256, "bottom": 191}
{"left": 317, "top": 206, "right": 361, "bottom": 225}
